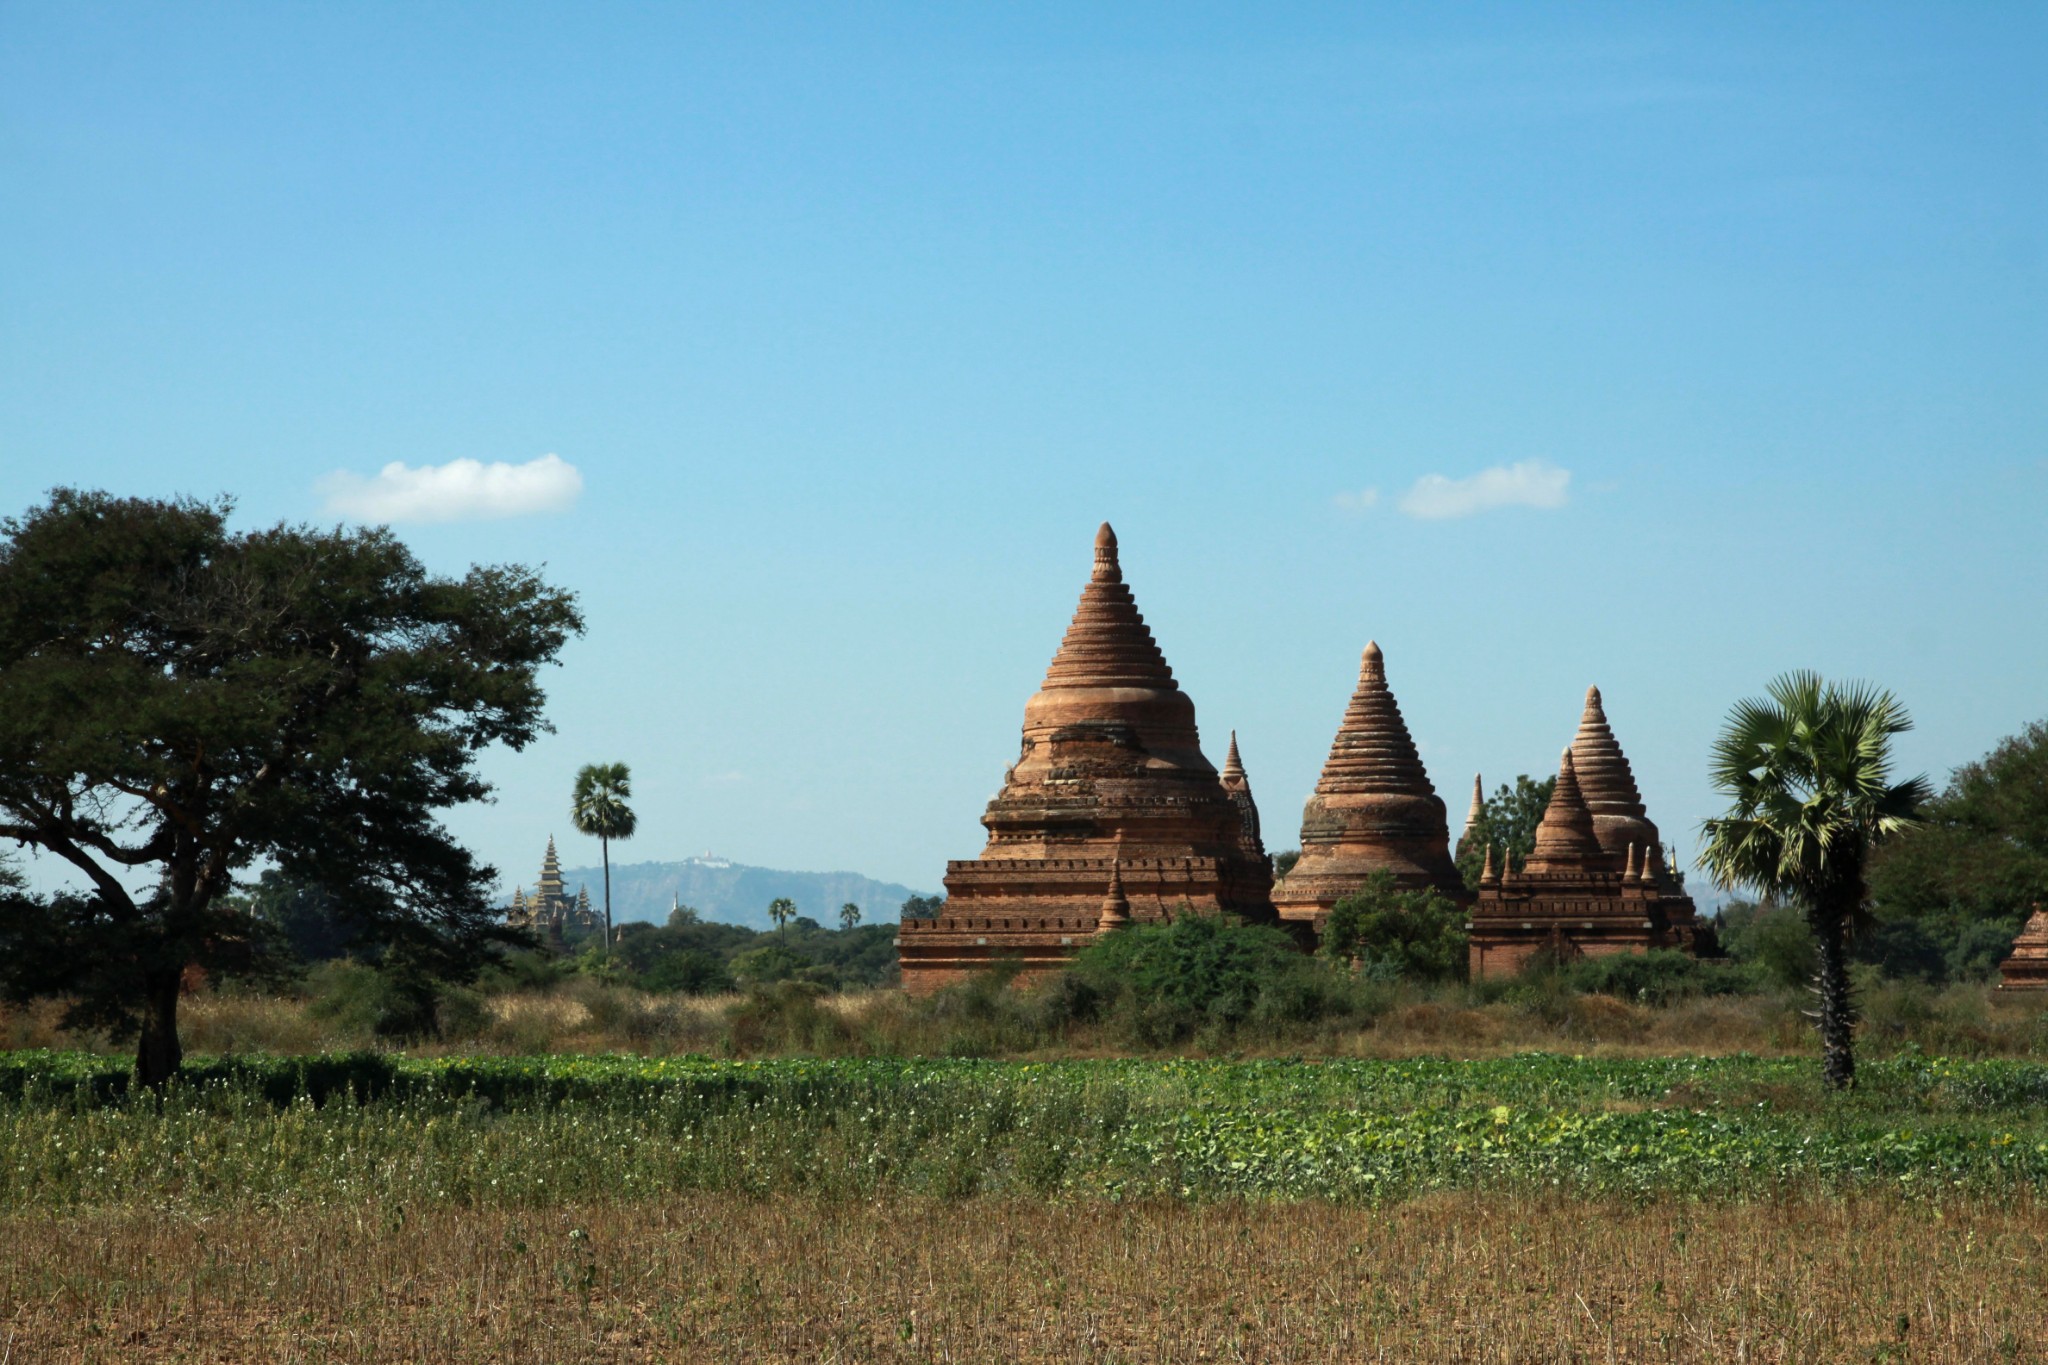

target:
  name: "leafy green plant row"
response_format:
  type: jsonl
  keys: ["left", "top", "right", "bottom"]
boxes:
{"left": 7, "top": 1048, "right": 2048, "bottom": 1115}
{"left": 5, "top": 1063, "right": 2046, "bottom": 1212}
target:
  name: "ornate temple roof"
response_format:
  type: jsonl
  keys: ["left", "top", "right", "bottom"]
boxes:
{"left": 1312, "top": 642, "right": 1436, "bottom": 798}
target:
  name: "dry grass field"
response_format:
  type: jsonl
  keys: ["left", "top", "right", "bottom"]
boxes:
{"left": 8, "top": 976, "right": 2045, "bottom": 1062}
{"left": 5, "top": 1192, "right": 2045, "bottom": 1363}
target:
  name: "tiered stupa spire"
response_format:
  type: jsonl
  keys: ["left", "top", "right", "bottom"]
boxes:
{"left": 1568, "top": 686, "right": 1662, "bottom": 864}
{"left": 1525, "top": 750, "right": 1608, "bottom": 873}
{"left": 1459, "top": 773, "right": 1484, "bottom": 848}
{"left": 900, "top": 523, "right": 1275, "bottom": 992}
{"left": 1218, "top": 731, "right": 1267, "bottom": 864}
{"left": 1273, "top": 641, "right": 1467, "bottom": 924}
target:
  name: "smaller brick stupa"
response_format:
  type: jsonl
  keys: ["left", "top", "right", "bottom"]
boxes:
{"left": 1273, "top": 641, "right": 1466, "bottom": 927}
{"left": 1998, "top": 906, "right": 2048, "bottom": 990}
{"left": 1466, "top": 735, "right": 1699, "bottom": 979}
{"left": 898, "top": 523, "right": 1274, "bottom": 992}
{"left": 1219, "top": 732, "right": 1267, "bottom": 867}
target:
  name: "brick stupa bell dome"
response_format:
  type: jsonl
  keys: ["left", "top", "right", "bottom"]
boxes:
{"left": 1274, "top": 641, "right": 1467, "bottom": 924}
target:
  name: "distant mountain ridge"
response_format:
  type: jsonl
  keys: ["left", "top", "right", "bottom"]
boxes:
{"left": 548, "top": 854, "right": 934, "bottom": 931}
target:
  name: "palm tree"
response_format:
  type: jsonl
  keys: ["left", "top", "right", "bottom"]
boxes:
{"left": 1700, "top": 673, "right": 1929, "bottom": 1089}
{"left": 840, "top": 902, "right": 861, "bottom": 933}
{"left": 768, "top": 896, "right": 797, "bottom": 939}
{"left": 570, "top": 763, "right": 637, "bottom": 961}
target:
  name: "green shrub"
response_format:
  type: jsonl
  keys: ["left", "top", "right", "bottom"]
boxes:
{"left": 643, "top": 949, "right": 734, "bottom": 995}
{"left": 306, "top": 960, "right": 434, "bottom": 1040}
{"left": 1719, "top": 902, "right": 1818, "bottom": 990}
{"left": 1558, "top": 950, "right": 1755, "bottom": 1005}
{"left": 1319, "top": 873, "right": 1467, "bottom": 982}
{"left": 1066, "top": 912, "right": 1319, "bottom": 1043}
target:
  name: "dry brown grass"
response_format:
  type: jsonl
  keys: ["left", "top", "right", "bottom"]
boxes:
{"left": 7, "top": 978, "right": 2044, "bottom": 1062}
{"left": 4, "top": 1193, "right": 2043, "bottom": 1363}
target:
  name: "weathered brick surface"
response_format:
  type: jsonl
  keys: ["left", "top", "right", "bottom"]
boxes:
{"left": 898, "top": 524, "right": 1274, "bottom": 992}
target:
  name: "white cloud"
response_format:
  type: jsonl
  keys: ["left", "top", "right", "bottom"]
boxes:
{"left": 1332, "top": 487, "right": 1380, "bottom": 513}
{"left": 318, "top": 454, "right": 583, "bottom": 523}
{"left": 1396, "top": 460, "right": 1570, "bottom": 520}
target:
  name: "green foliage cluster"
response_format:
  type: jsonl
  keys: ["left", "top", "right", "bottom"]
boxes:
{"left": 603, "top": 901, "right": 902, "bottom": 994}
{"left": 1864, "top": 719, "right": 2048, "bottom": 982}
{"left": 1056, "top": 914, "right": 1369, "bottom": 1045}
{"left": 1320, "top": 873, "right": 1467, "bottom": 982}
{"left": 0, "top": 489, "right": 581, "bottom": 1083}
{"left": 6, "top": 1051, "right": 2048, "bottom": 1209}
{"left": 1455, "top": 775, "right": 1556, "bottom": 887}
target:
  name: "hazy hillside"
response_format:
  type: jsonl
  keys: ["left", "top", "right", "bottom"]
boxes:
{"left": 551, "top": 855, "right": 934, "bottom": 931}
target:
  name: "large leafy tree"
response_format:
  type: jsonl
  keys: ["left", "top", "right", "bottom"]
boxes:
{"left": 0, "top": 490, "right": 582, "bottom": 1084}
{"left": 1701, "top": 672, "right": 1929, "bottom": 1089}
{"left": 1865, "top": 719, "right": 2048, "bottom": 980}
{"left": 569, "top": 762, "right": 636, "bottom": 960}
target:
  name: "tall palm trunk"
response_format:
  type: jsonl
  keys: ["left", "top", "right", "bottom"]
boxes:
{"left": 1810, "top": 905, "right": 1856, "bottom": 1090}
{"left": 136, "top": 968, "right": 183, "bottom": 1090}
{"left": 601, "top": 835, "right": 612, "bottom": 962}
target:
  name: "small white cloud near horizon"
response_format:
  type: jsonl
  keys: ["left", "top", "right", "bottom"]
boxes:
{"left": 1332, "top": 487, "right": 1380, "bottom": 513}
{"left": 1396, "top": 460, "right": 1570, "bottom": 520}
{"left": 318, "top": 454, "right": 583, "bottom": 523}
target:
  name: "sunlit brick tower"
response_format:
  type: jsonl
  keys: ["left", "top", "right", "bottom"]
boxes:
{"left": 1272, "top": 641, "right": 1467, "bottom": 929}
{"left": 897, "top": 523, "right": 1276, "bottom": 992}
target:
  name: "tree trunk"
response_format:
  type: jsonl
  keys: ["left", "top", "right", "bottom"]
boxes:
{"left": 1813, "top": 909, "right": 1856, "bottom": 1090}
{"left": 601, "top": 836, "right": 612, "bottom": 963}
{"left": 136, "top": 968, "right": 184, "bottom": 1089}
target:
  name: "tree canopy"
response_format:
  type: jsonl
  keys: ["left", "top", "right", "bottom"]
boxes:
{"left": 1863, "top": 719, "right": 2048, "bottom": 981}
{"left": 1454, "top": 774, "right": 1556, "bottom": 888}
{"left": 0, "top": 490, "right": 582, "bottom": 1083}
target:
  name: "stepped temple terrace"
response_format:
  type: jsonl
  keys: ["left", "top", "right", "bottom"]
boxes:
{"left": 1999, "top": 906, "right": 2048, "bottom": 989}
{"left": 1466, "top": 689, "right": 1701, "bottom": 979}
{"left": 896, "top": 523, "right": 1276, "bottom": 992}
{"left": 1272, "top": 641, "right": 1467, "bottom": 927}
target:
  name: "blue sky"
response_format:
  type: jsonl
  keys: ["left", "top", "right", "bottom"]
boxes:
{"left": 4, "top": 4, "right": 2044, "bottom": 902}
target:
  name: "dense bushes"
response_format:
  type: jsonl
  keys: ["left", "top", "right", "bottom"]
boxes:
{"left": 1319, "top": 873, "right": 1466, "bottom": 982}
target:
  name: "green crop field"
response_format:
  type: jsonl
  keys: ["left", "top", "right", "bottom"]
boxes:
{"left": 7, "top": 1050, "right": 2048, "bottom": 1209}
{"left": 7, "top": 1051, "right": 2048, "bottom": 1361}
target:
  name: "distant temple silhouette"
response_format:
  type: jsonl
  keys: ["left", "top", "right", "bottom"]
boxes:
{"left": 505, "top": 836, "right": 599, "bottom": 947}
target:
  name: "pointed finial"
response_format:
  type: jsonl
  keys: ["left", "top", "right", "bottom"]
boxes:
{"left": 1623, "top": 842, "right": 1639, "bottom": 882}
{"left": 1092, "top": 521, "right": 1121, "bottom": 583}
{"left": 1222, "top": 730, "right": 1245, "bottom": 781}
{"left": 1479, "top": 843, "right": 1498, "bottom": 886}
{"left": 1360, "top": 640, "right": 1385, "bottom": 680}
{"left": 1586, "top": 684, "right": 1603, "bottom": 709}
{"left": 1463, "top": 772, "right": 1484, "bottom": 838}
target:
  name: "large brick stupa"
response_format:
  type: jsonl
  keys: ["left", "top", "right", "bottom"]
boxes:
{"left": 1272, "top": 641, "right": 1466, "bottom": 927}
{"left": 897, "top": 523, "right": 1275, "bottom": 992}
